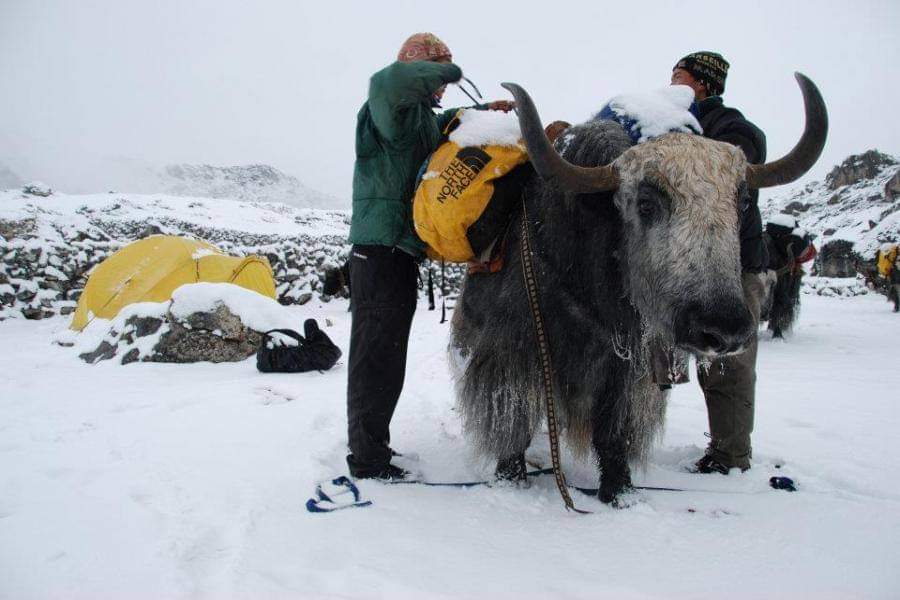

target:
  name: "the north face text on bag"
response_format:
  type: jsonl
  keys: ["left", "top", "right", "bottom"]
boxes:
{"left": 435, "top": 147, "right": 491, "bottom": 203}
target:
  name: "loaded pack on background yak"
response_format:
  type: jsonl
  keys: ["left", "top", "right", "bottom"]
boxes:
{"left": 875, "top": 243, "right": 900, "bottom": 311}
{"left": 450, "top": 73, "right": 827, "bottom": 508}
{"left": 761, "top": 216, "right": 817, "bottom": 338}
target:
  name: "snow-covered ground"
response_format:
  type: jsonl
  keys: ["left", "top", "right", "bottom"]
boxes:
{"left": 1, "top": 292, "right": 899, "bottom": 599}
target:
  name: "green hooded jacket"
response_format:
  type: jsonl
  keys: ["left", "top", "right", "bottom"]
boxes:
{"left": 349, "top": 60, "right": 464, "bottom": 257}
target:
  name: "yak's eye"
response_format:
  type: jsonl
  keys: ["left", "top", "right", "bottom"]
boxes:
{"left": 638, "top": 199, "right": 656, "bottom": 217}
{"left": 636, "top": 182, "right": 668, "bottom": 224}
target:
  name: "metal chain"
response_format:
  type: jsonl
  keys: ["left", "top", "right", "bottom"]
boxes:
{"left": 519, "top": 200, "right": 589, "bottom": 514}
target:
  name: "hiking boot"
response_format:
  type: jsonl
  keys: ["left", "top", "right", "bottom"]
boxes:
{"left": 692, "top": 453, "right": 750, "bottom": 475}
{"left": 350, "top": 463, "right": 412, "bottom": 482}
{"left": 495, "top": 453, "right": 527, "bottom": 483}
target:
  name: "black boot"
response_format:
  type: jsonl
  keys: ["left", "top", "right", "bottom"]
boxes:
{"left": 691, "top": 448, "right": 750, "bottom": 475}
{"left": 347, "top": 455, "right": 412, "bottom": 481}
{"left": 494, "top": 453, "right": 527, "bottom": 483}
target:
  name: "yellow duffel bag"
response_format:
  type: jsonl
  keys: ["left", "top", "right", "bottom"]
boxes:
{"left": 413, "top": 123, "right": 529, "bottom": 263}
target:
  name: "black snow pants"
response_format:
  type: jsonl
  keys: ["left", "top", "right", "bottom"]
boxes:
{"left": 346, "top": 244, "right": 418, "bottom": 476}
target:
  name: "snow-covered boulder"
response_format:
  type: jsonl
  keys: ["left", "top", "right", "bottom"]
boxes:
{"left": 72, "top": 283, "right": 305, "bottom": 365}
{"left": 825, "top": 150, "right": 896, "bottom": 190}
{"left": 802, "top": 275, "right": 869, "bottom": 297}
{"left": 816, "top": 239, "right": 860, "bottom": 278}
{"left": 884, "top": 169, "right": 900, "bottom": 202}
{"left": 22, "top": 181, "right": 52, "bottom": 197}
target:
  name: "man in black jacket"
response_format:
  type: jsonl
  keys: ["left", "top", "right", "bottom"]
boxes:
{"left": 671, "top": 51, "right": 769, "bottom": 474}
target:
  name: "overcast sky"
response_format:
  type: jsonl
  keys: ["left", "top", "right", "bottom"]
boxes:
{"left": 1, "top": 0, "right": 897, "bottom": 204}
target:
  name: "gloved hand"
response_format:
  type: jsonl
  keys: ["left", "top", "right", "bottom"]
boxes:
{"left": 486, "top": 100, "right": 516, "bottom": 113}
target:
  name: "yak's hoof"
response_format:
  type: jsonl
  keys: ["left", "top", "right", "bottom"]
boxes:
{"left": 495, "top": 453, "right": 527, "bottom": 483}
{"left": 598, "top": 464, "right": 633, "bottom": 505}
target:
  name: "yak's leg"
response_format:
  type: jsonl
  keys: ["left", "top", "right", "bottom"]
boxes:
{"left": 494, "top": 430, "right": 533, "bottom": 483}
{"left": 495, "top": 453, "right": 528, "bottom": 482}
{"left": 596, "top": 437, "right": 633, "bottom": 504}
{"left": 591, "top": 392, "right": 633, "bottom": 504}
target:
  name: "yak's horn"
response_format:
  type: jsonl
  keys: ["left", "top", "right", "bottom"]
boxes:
{"left": 747, "top": 72, "right": 828, "bottom": 189}
{"left": 502, "top": 82, "right": 619, "bottom": 194}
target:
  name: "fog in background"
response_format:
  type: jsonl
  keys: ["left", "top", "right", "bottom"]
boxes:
{"left": 1, "top": 0, "right": 897, "bottom": 204}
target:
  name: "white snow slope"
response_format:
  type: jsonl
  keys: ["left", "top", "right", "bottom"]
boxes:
{"left": 761, "top": 155, "right": 898, "bottom": 257}
{"left": 1, "top": 293, "right": 899, "bottom": 599}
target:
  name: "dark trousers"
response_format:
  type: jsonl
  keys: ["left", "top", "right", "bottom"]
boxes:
{"left": 346, "top": 244, "right": 418, "bottom": 475}
{"left": 697, "top": 272, "right": 766, "bottom": 469}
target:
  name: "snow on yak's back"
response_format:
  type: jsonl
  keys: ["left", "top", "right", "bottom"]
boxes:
{"left": 450, "top": 74, "right": 828, "bottom": 505}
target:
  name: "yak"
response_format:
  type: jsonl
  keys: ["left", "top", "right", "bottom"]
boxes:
{"left": 760, "top": 220, "right": 816, "bottom": 338}
{"left": 450, "top": 74, "right": 828, "bottom": 505}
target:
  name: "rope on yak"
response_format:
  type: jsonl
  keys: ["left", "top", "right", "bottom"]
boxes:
{"left": 519, "top": 200, "right": 590, "bottom": 515}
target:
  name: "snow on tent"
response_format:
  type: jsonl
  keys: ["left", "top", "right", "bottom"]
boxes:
{"left": 70, "top": 235, "right": 276, "bottom": 330}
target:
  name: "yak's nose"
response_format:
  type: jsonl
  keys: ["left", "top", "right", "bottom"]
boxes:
{"left": 674, "top": 300, "right": 755, "bottom": 356}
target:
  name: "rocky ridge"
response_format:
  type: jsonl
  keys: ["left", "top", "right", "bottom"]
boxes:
{"left": 0, "top": 187, "right": 464, "bottom": 322}
{"left": 157, "top": 163, "right": 343, "bottom": 210}
{"left": 762, "top": 149, "right": 899, "bottom": 264}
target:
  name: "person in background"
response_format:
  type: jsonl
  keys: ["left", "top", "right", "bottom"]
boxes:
{"left": 346, "top": 33, "right": 512, "bottom": 480}
{"left": 671, "top": 51, "right": 769, "bottom": 474}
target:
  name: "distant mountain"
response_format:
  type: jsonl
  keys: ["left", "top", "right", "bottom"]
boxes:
{"left": 761, "top": 150, "right": 900, "bottom": 257}
{"left": 0, "top": 164, "right": 24, "bottom": 190}
{"left": 154, "top": 163, "right": 343, "bottom": 210}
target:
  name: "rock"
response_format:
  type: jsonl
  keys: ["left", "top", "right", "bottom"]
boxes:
{"left": 825, "top": 150, "right": 897, "bottom": 191}
{"left": 154, "top": 305, "right": 261, "bottom": 363}
{"left": 22, "top": 307, "right": 44, "bottom": 320}
{"left": 296, "top": 292, "right": 313, "bottom": 305}
{"left": 60, "top": 306, "right": 76, "bottom": 316}
{"left": 80, "top": 341, "right": 118, "bottom": 364}
{"left": 80, "top": 304, "right": 261, "bottom": 365}
{"left": 133, "top": 316, "right": 163, "bottom": 337}
{"left": 885, "top": 169, "right": 900, "bottom": 201}
{"left": 23, "top": 181, "right": 52, "bottom": 197}
{"left": 41, "top": 280, "right": 65, "bottom": 292}
{"left": 139, "top": 224, "right": 163, "bottom": 238}
{"left": 16, "top": 289, "right": 36, "bottom": 302}
{"left": 0, "top": 218, "right": 36, "bottom": 239}
{"left": 173, "top": 304, "right": 244, "bottom": 340}
{"left": 816, "top": 239, "right": 860, "bottom": 278}
{"left": 783, "top": 201, "right": 812, "bottom": 215}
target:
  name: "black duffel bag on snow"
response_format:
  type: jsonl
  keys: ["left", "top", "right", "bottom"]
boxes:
{"left": 256, "top": 319, "right": 342, "bottom": 373}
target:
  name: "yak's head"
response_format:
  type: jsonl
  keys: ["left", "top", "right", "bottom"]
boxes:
{"left": 504, "top": 74, "right": 827, "bottom": 357}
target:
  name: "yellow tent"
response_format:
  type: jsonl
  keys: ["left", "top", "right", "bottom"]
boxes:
{"left": 71, "top": 235, "right": 277, "bottom": 330}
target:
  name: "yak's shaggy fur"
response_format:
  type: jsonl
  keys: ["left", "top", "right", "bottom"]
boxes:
{"left": 761, "top": 233, "right": 807, "bottom": 337}
{"left": 451, "top": 121, "right": 752, "bottom": 495}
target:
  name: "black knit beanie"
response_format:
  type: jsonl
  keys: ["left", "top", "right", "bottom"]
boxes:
{"left": 674, "top": 51, "right": 730, "bottom": 96}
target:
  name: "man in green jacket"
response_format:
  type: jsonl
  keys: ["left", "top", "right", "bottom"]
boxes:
{"left": 346, "top": 33, "right": 512, "bottom": 480}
